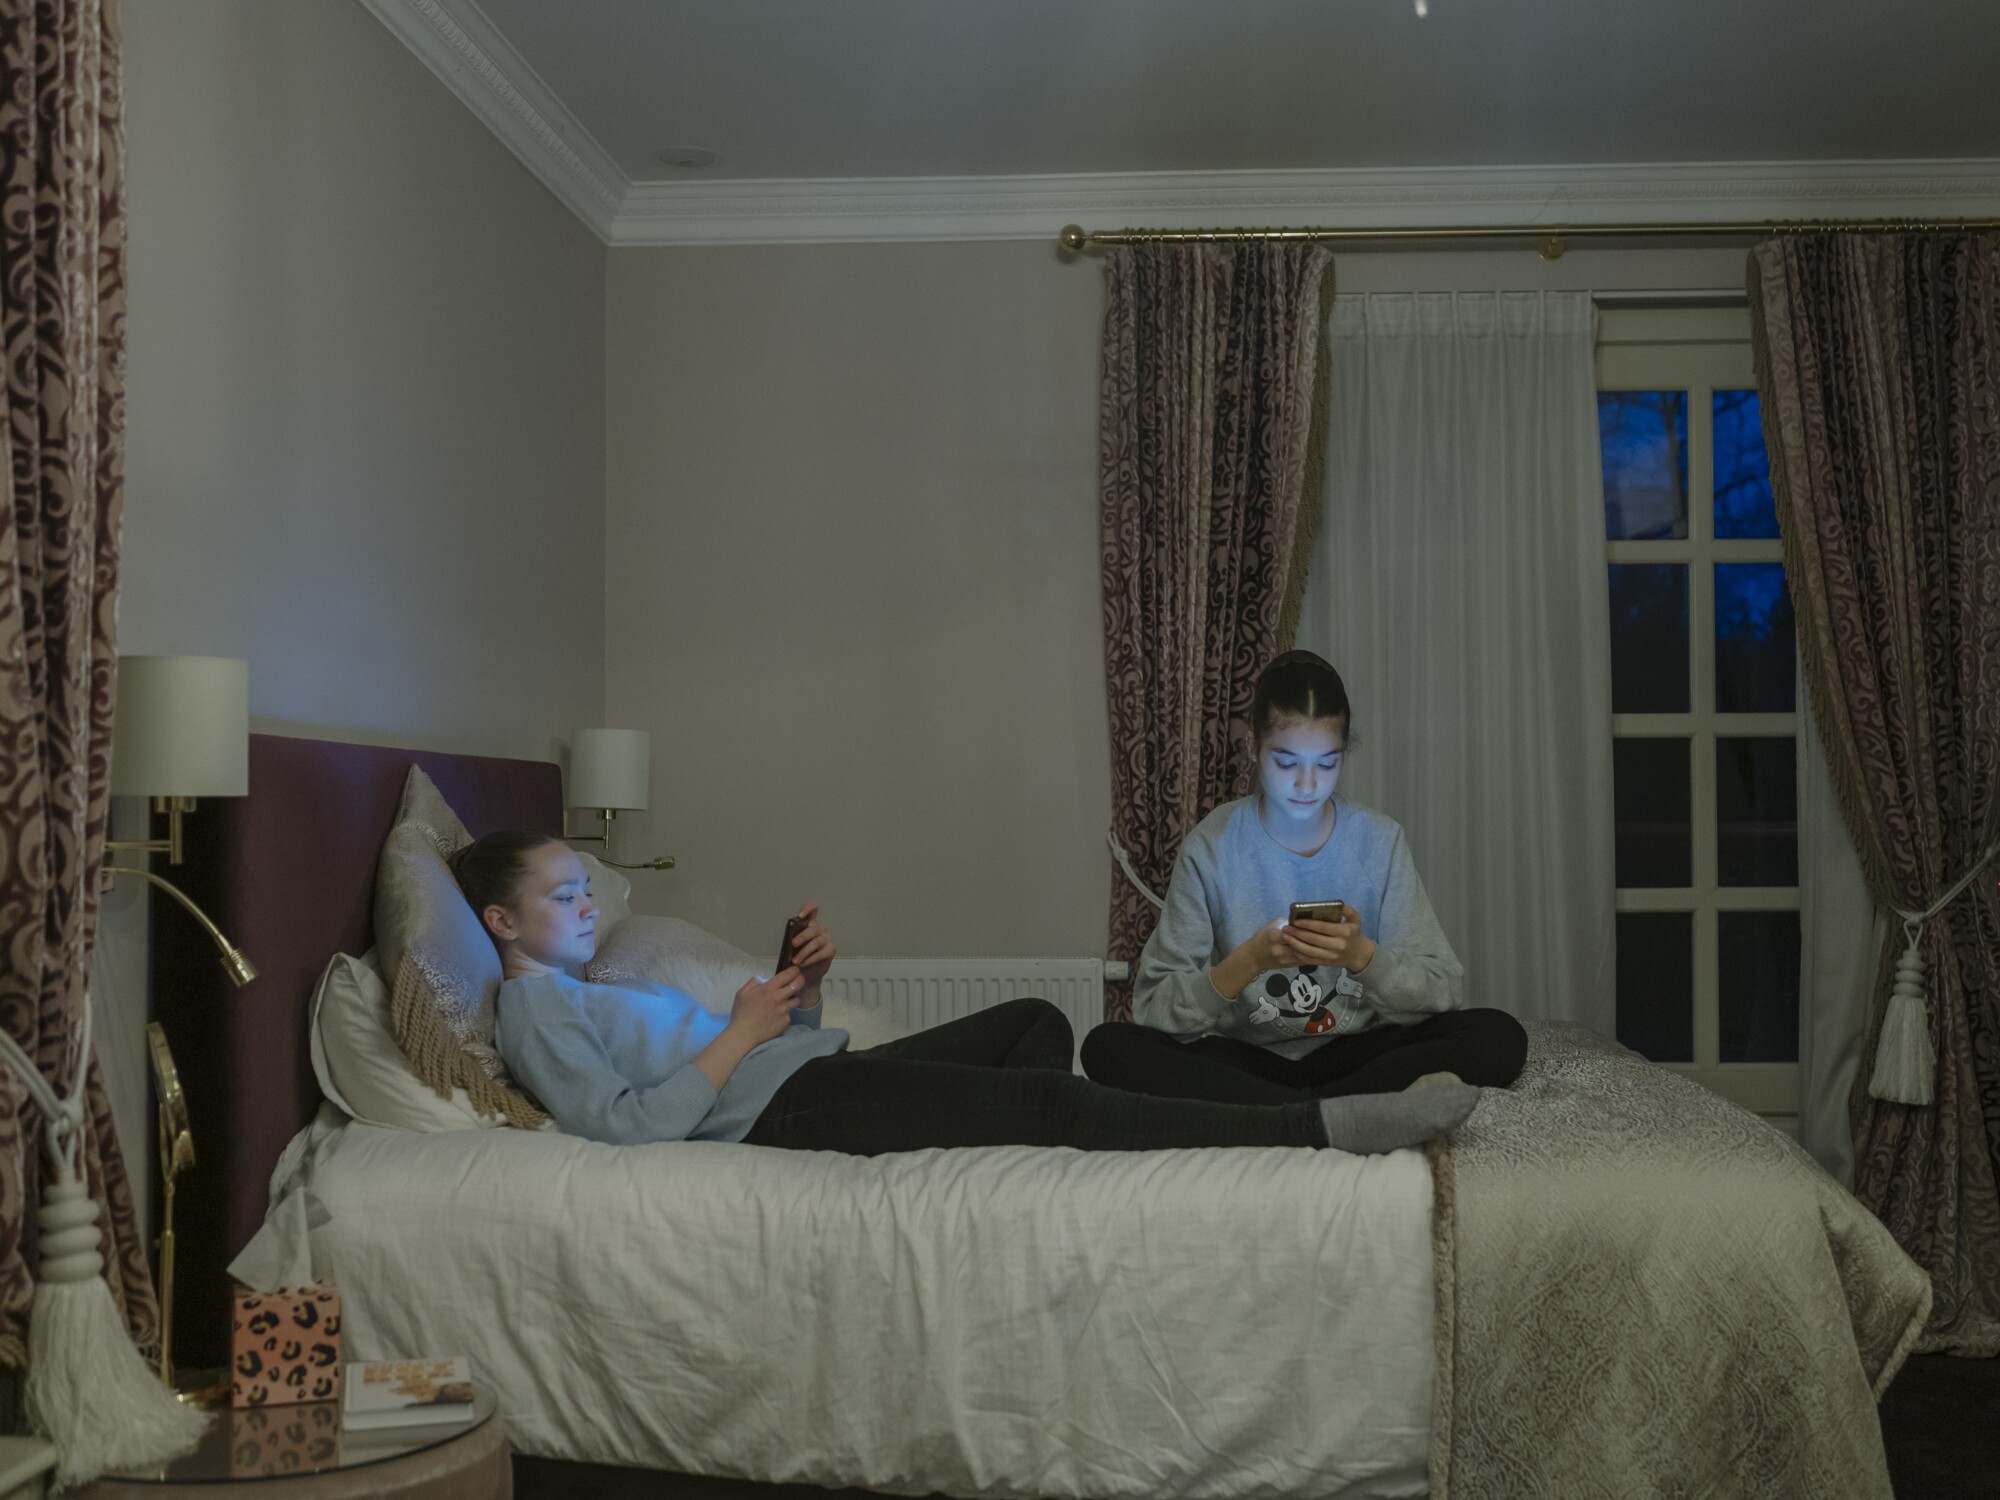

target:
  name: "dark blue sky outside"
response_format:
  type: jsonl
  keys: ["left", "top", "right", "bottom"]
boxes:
{"left": 1601, "top": 388, "right": 1790, "bottom": 663}
{"left": 1713, "top": 389, "right": 1780, "bottom": 539}
{"left": 1711, "top": 390, "right": 1788, "bottom": 685}
{"left": 1599, "top": 391, "right": 1687, "bottom": 540}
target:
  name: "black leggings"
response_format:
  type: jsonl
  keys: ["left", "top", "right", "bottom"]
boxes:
{"left": 1080, "top": 1008, "right": 1529, "bottom": 1105}
{"left": 741, "top": 999, "right": 1326, "bottom": 1156}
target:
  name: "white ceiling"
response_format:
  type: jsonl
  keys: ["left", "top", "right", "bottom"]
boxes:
{"left": 472, "top": 0, "right": 2000, "bottom": 180}
{"left": 362, "top": 0, "right": 2000, "bottom": 243}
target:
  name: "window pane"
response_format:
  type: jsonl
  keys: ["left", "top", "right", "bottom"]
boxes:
{"left": 1719, "top": 910, "right": 1801, "bottom": 1062}
{"left": 1615, "top": 738, "right": 1692, "bottom": 887}
{"left": 1609, "top": 564, "right": 1689, "bottom": 713}
{"left": 1713, "top": 390, "right": 1780, "bottom": 539}
{"left": 1717, "top": 737, "right": 1798, "bottom": 886}
{"left": 1600, "top": 391, "right": 1689, "bottom": 540}
{"left": 1715, "top": 563, "right": 1797, "bottom": 712}
{"left": 1617, "top": 911, "right": 1693, "bottom": 1062}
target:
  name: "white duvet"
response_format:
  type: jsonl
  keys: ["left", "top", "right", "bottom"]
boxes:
{"left": 283, "top": 1113, "right": 1435, "bottom": 1499}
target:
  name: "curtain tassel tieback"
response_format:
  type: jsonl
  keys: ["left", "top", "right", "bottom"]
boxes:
{"left": 1868, "top": 835, "right": 2000, "bottom": 1108}
{"left": 1869, "top": 923, "right": 1937, "bottom": 1106}
{"left": 0, "top": 995, "right": 208, "bottom": 1489}
{"left": 1106, "top": 828, "right": 1167, "bottom": 911}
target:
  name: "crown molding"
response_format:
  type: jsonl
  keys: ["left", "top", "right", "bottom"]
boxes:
{"left": 612, "top": 159, "right": 2000, "bottom": 246}
{"left": 356, "top": 2, "right": 2000, "bottom": 249}
{"left": 357, "top": 0, "right": 626, "bottom": 240}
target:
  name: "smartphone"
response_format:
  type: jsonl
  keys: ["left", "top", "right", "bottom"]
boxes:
{"left": 776, "top": 914, "right": 811, "bottom": 977}
{"left": 1288, "top": 900, "right": 1349, "bottom": 926}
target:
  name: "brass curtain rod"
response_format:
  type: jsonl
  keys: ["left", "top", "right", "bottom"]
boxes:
{"left": 1056, "top": 218, "right": 2000, "bottom": 260}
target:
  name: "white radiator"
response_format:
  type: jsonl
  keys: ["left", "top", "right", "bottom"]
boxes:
{"left": 819, "top": 959, "right": 1129, "bottom": 1069}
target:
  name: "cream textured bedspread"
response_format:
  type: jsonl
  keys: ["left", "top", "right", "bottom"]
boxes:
{"left": 295, "top": 1114, "right": 1436, "bottom": 1499}
{"left": 1430, "top": 1023, "right": 1931, "bottom": 1500}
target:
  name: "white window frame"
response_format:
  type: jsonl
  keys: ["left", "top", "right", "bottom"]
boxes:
{"left": 1597, "top": 306, "right": 1799, "bottom": 1132}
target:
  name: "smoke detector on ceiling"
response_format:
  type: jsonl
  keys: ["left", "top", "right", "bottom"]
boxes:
{"left": 653, "top": 147, "right": 720, "bottom": 170}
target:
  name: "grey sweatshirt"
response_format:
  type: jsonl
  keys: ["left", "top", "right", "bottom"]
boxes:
{"left": 1134, "top": 795, "right": 1463, "bottom": 1060}
{"left": 495, "top": 970, "right": 847, "bottom": 1145}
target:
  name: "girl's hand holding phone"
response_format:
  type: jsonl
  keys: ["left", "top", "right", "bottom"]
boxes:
{"left": 1285, "top": 907, "right": 1377, "bottom": 974}
{"left": 784, "top": 901, "right": 837, "bottom": 990}
{"left": 1240, "top": 919, "right": 1310, "bottom": 975}
{"left": 729, "top": 971, "right": 804, "bottom": 1046}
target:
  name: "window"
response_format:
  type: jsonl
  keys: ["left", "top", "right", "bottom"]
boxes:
{"left": 1597, "top": 308, "right": 1800, "bottom": 1134}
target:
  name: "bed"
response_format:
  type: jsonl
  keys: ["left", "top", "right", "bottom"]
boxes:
{"left": 149, "top": 734, "right": 1931, "bottom": 1499}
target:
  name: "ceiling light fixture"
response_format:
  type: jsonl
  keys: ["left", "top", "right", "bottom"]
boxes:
{"left": 653, "top": 147, "right": 719, "bottom": 170}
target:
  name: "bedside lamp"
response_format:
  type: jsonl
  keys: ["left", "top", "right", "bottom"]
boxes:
{"left": 564, "top": 727, "right": 675, "bottom": 871}
{"left": 105, "top": 655, "right": 256, "bottom": 986}
{"left": 103, "top": 655, "right": 256, "bottom": 1402}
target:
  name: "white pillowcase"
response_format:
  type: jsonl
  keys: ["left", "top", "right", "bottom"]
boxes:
{"left": 310, "top": 950, "right": 504, "bottom": 1132}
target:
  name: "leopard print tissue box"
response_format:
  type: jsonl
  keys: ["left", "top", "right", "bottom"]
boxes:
{"left": 228, "top": 1400, "right": 340, "bottom": 1476}
{"left": 231, "top": 1283, "right": 343, "bottom": 1407}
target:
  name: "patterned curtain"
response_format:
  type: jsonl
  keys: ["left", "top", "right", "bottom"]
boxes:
{"left": 1099, "top": 242, "right": 1333, "bottom": 1021}
{"left": 0, "top": 0, "right": 149, "bottom": 1383}
{"left": 1749, "top": 232, "right": 2000, "bottom": 1355}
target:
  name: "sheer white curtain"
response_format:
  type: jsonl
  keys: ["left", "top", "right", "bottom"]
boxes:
{"left": 1298, "top": 291, "right": 1615, "bottom": 1032}
{"left": 1797, "top": 657, "right": 1880, "bottom": 1189}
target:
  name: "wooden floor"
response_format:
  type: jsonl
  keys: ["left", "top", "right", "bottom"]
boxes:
{"left": 514, "top": 1351, "right": 2000, "bottom": 1500}
{"left": 1878, "top": 1352, "right": 2000, "bottom": 1499}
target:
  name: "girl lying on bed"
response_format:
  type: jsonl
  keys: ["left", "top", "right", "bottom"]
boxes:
{"left": 1081, "top": 649, "right": 1529, "bottom": 1105}
{"left": 447, "top": 833, "right": 1481, "bottom": 1157}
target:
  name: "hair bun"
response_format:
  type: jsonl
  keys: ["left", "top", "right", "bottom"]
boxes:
{"left": 1249, "top": 650, "right": 1352, "bottom": 748}
{"left": 1266, "top": 648, "right": 1334, "bottom": 673}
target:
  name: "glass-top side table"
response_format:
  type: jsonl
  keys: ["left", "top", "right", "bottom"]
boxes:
{"left": 92, "top": 1388, "right": 498, "bottom": 1485}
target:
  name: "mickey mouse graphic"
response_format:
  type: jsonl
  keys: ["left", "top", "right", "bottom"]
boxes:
{"left": 1246, "top": 966, "right": 1340, "bottom": 1034}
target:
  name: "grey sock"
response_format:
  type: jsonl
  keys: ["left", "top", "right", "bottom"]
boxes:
{"left": 1318, "top": 1083, "right": 1480, "bottom": 1155}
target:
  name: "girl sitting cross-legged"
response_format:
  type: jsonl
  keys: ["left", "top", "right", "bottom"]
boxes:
{"left": 449, "top": 833, "right": 1482, "bottom": 1158}
{"left": 1081, "top": 650, "right": 1529, "bottom": 1116}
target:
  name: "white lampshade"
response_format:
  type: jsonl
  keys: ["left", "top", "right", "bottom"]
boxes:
{"left": 110, "top": 656, "right": 249, "bottom": 798}
{"left": 570, "top": 728, "right": 650, "bottom": 811}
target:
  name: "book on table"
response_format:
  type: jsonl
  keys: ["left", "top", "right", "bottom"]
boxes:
{"left": 342, "top": 1357, "right": 477, "bottom": 1431}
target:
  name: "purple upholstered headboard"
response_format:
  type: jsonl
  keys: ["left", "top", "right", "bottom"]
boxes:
{"left": 150, "top": 733, "right": 561, "bottom": 1366}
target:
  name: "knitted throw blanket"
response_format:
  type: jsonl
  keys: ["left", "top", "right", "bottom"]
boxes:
{"left": 1429, "top": 1023, "right": 1930, "bottom": 1499}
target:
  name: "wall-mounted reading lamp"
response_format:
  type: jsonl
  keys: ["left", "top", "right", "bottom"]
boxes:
{"left": 563, "top": 727, "right": 676, "bottom": 871}
{"left": 104, "top": 655, "right": 256, "bottom": 1399}
{"left": 103, "top": 655, "right": 257, "bottom": 985}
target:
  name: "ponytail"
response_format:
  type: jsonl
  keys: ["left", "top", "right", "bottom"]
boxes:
{"left": 446, "top": 830, "right": 559, "bottom": 931}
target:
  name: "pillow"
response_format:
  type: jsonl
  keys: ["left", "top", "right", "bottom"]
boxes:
{"left": 586, "top": 913, "right": 760, "bottom": 1010}
{"left": 586, "top": 914, "right": 916, "bottom": 1051}
{"left": 310, "top": 950, "right": 499, "bottom": 1132}
{"left": 371, "top": 766, "right": 547, "bottom": 1129}
{"left": 575, "top": 851, "right": 630, "bottom": 942}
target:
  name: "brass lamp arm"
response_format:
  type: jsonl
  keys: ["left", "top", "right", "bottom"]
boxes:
{"left": 562, "top": 808, "right": 675, "bottom": 871}
{"left": 107, "top": 795, "right": 199, "bottom": 865}
{"left": 101, "top": 864, "right": 257, "bottom": 986}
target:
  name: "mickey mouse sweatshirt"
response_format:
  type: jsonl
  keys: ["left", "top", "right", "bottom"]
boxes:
{"left": 1133, "top": 795, "right": 1463, "bottom": 1060}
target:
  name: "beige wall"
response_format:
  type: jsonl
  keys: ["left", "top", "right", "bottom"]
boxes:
{"left": 603, "top": 240, "right": 1746, "bottom": 961}
{"left": 102, "top": 0, "right": 607, "bottom": 1218}
{"left": 605, "top": 242, "right": 1108, "bottom": 958}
